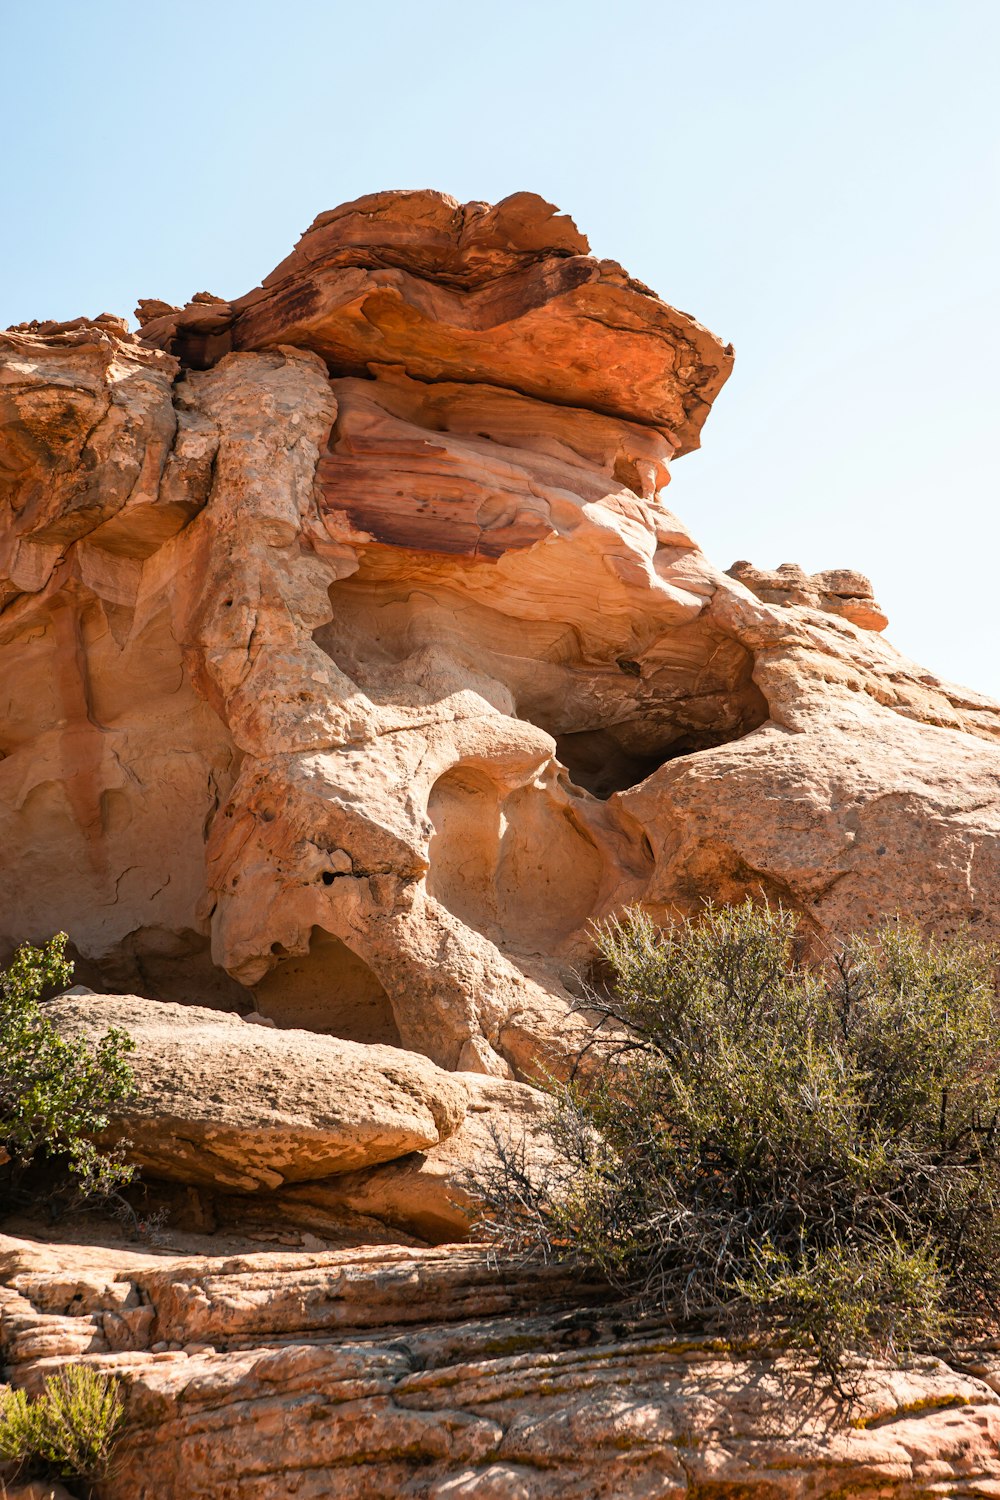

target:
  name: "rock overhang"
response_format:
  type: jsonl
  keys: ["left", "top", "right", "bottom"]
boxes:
{"left": 134, "top": 189, "right": 735, "bottom": 457}
{"left": 2, "top": 187, "right": 1000, "bottom": 1091}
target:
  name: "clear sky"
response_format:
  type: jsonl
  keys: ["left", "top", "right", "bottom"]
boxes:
{"left": 5, "top": 0, "right": 998, "bottom": 694}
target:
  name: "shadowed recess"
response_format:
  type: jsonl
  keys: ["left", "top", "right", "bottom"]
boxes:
{"left": 252, "top": 928, "right": 401, "bottom": 1046}
{"left": 426, "top": 765, "right": 602, "bottom": 952}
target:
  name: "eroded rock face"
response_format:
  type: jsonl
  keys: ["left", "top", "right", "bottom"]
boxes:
{"left": 269, "top": 1074, "right": 553, "bottom": 1243}
{"left": 4, "top": 1234, "right": 1000, "bottom": 1499}
{"left": 134, "top": 190, "right": 732, "bottom": 455}
{"left": 5, "top": 188, "right": 1000, "bottom": 1496}
{"left": 727, "top": 558, "right": 889, "bottom": 632}
{"left": 4, "top": 189, "right": 999, "bottom": 1087}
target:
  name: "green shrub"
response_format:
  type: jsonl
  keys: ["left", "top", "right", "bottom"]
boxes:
{"left": 0, "top": 934, "right": 136, "bottom": 1215}
{"left": 474, "top": 902, "right": 1000, "bottom": 1379}
{"left": 0, "top": 1364, "right": 126, "bottom": 1489}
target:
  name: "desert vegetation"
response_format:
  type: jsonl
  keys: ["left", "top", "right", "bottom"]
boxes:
{"left": 0, "top": 1363, "right": 126, "bottom": 1491}
{"left": 475, "top": 902, "right": 1000, "bottom": 1379}
{"left": 0, "top": 933, "right": 136, "bottom": 1218}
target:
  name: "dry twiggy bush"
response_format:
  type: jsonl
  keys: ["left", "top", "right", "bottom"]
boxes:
{"left": 474, "top": 902, "right": 1000, "bottom": 1379}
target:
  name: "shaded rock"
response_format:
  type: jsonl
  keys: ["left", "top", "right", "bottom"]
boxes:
{"left": 0, "top": 1484, "right": 79, "bottom": 1500}
{"left": 45, "top": 994, "right": 468, "bottom": 1191}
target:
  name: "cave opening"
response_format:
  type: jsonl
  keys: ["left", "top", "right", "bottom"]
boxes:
{"left": 538, "top": 630, "right": 772, "bottom": 799}
{"left": 554, "top": 729, "right": 683, "bottom": 800}
{"left": 313, "top": 570, "right": 770, "bottom": 803}
{"left": 553, "top": 711, "right": 767, "bottom": 800}
{"left": 251, "top": 928, "right": 401, "bottom": 1046}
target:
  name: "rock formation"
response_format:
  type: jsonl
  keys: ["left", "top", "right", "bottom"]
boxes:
{"left": 5, "top": 1233, "right": 1000, "bottom": 1498}
{"left": 47, "top": 993, "right": 469, "bottom": 1192}
{"left": 4, "top": 190, "right": 1000, "bottom": 1494}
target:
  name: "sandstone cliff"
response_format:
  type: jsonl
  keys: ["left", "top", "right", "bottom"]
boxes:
{"left": 3, "top": 190, "right": 1000, "bottom": 1495}
{"left": 4, "top": 191, "right": 999, "bottom": 1079}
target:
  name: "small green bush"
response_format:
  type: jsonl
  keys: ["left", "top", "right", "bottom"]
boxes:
{"left": 474, "top": 902, "right": 1000, "bottom": 1379}
{"left": 0, "top": 934, "right": 136, "bottom": 1215}
{"left": 0, "top": 1364, "right": 126, "bottom": 1488}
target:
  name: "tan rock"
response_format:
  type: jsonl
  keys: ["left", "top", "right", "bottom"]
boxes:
{"left": 727, "top": 558, "right": 890, "bottom": 631}
{"left": 273, "top": 1074, "right": 552, "bottom": 1243}
{"left": 3, "top": 1234, "right": 1000, "bottom": 1498}
{"left": 624, "top": 711, "right": 1000, "bottom": 943}
{"left": 3, "top": 186, "right": 1000, "bottom": 1089}
{"left": 5, "top": 183, "right": 1000, "bottom": 1499}
{"left": 45, "top": 994, "right": 468, "bottom": 1191}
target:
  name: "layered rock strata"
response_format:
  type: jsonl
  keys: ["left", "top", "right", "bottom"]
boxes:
{"left": 4, "top": 1233, "right": 1000, "bottom": 1499}
{"left": 3, "top": 190, "right": 999, "bottom": 1087}
{"left": 4, "top": 192, "right": 1000, "bottom": 1493}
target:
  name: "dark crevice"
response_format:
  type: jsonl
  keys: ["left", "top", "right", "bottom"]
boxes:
{"left": 550, "top": 684, "right": 769, "bottom": 800}
{"left": 554, "top": 729, "right": 688, "bottom": 799}
{"left": 553, "top": 718, "right": 767, "bottom": 800}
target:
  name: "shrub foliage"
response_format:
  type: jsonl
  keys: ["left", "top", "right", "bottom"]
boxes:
{"left": 0, "top": 1364, "right": 126, "bottom": 1488}
{"left": 474, "top": 902, "right": 1000, "bottom": 1375}
{"left": 0, "top": 933, "right": 136, "bottom": 1213}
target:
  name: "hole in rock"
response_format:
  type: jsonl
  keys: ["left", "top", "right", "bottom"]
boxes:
{"left": 426, "top": 766, "right": 602, "bottom": 952}
{"left": 312, "top": 576, "right": 769, "bottom": 801}
{"left": 252, "top": 928, "right": 401, "bottom": 1046}
{"left": 552, "top": 717, "right": 770, "bottom": 800}
{"left": 553, "top": 730, "right": 680, "bottom": 800}
{"left": 542, "top": 643, "right": 770, "bottom": 799}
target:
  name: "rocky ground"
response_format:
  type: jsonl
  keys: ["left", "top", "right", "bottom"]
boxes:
{"left": 6, "top": 1228, "right": 1000, "bottom": 1499}
{"left": 3, "top": 189, "right": 1000, "bottom": 1493}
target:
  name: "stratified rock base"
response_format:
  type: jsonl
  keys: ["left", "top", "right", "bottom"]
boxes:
{"left": 3, "top": 1233, "right": 1000, "bottom": 1499}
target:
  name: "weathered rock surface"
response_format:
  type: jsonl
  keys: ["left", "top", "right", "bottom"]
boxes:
{"left": 45, "top": 994, "right": 468, "bottom": 1191}
{"left": 4, "top": 189, "right": 999, "bottom": 1083}
{"left": 5, "top": 191, "right": 1000, "bottom": 1492}
{"left": 727, "top": 558, "right": 889, "bottom": 631}
{"left": 269, "top": 1074, "right": 552, "bottom": 1243}
{"left": 3, "top": 1233, "right": 1000, "bottom": 1498}
{"left": 134, "top": 190, "right": 732, "bottom": 456}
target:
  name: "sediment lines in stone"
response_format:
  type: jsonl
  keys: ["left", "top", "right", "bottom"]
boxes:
{"left": 4, "top": 1236, "right": 1000, "bottom": 1499}
{"left": 4, "top": 190, "right": 999, "bottom": 1094}
{"left": 4, "top": 190, "right": 1000, "bottom": 1494}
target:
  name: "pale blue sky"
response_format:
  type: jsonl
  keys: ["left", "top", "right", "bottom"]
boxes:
{"left": 5, "top": 1, "right": 998, "bottom": 693}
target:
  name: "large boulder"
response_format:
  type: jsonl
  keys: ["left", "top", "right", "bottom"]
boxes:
{"left": 270, "top": 1074, "right": 554, "bottom": 1243}
{"left": 45, "top": 994, "right": 468, "bottom": 1192}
